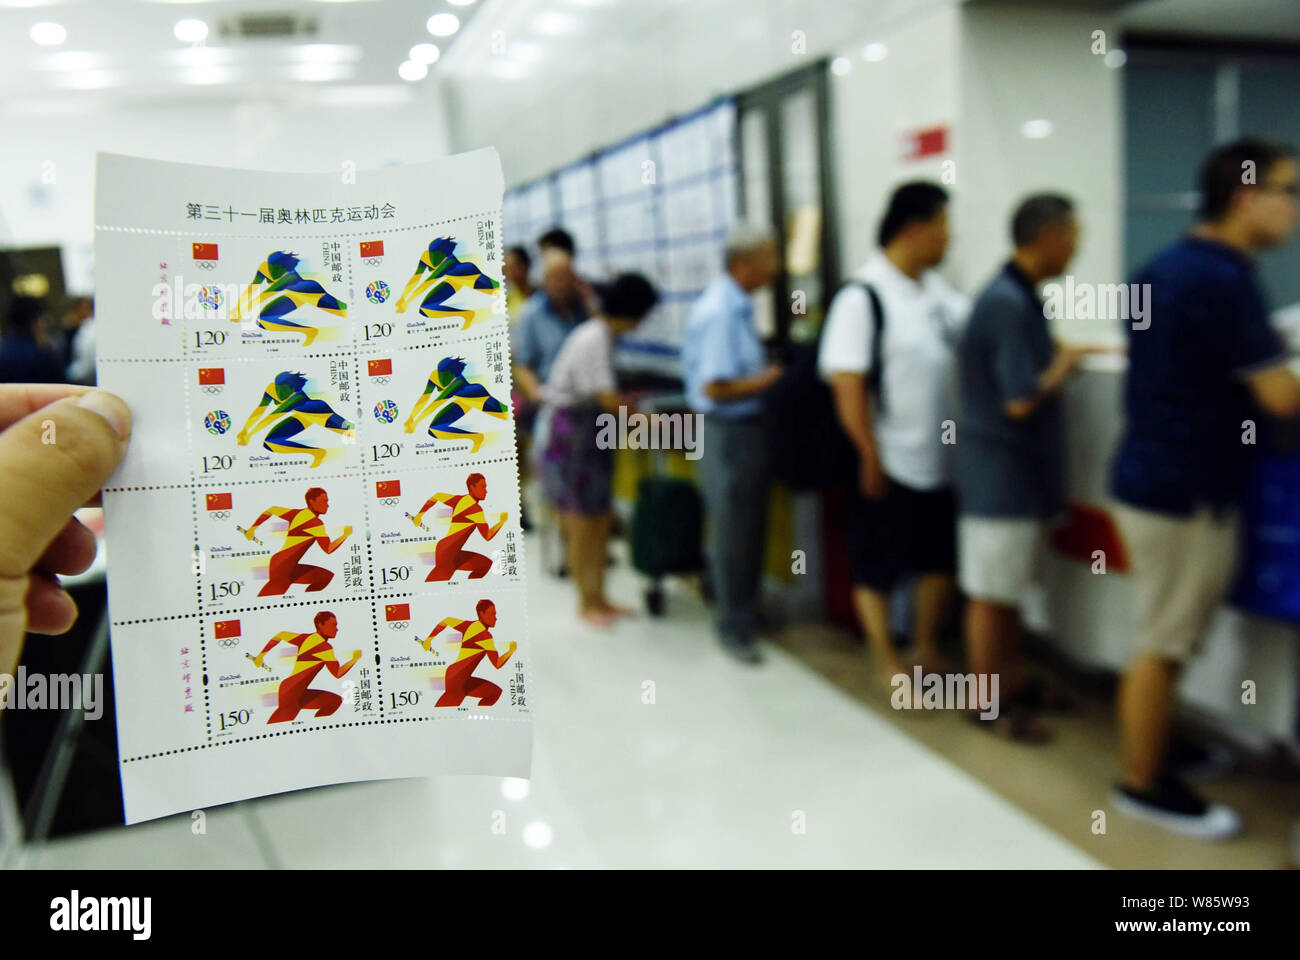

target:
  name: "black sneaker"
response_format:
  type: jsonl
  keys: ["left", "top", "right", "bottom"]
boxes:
{"left": 720, "top": 636, "right": 763, "bottom": 665}
{"left": 1165, "top": 739, "right": 1236, "bottom": 782}
{"left": 1111, "top": 776, "right": 1241, "bottom": 839}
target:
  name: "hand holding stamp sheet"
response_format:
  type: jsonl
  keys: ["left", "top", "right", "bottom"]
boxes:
{"left": 94, "top": 149, "right": 532, "bottom": 824}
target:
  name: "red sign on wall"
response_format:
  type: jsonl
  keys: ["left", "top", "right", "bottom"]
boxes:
{"left": 901, "top": 126, "right": 948, "bottom": 161}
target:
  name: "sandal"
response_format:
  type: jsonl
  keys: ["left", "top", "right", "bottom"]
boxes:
{"left": 966, "top": 705, "right": 1052, "bottom": 743}
{"left": 1011, "top": 675, "right": 1079, "bottom": 715}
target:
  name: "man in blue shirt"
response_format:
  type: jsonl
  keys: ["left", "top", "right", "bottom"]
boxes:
{"left": 1111, "top": 138, "right": 1300, "bottom": 838}
{"left": 683, "top": 223, "right": 781, "bottom": 663}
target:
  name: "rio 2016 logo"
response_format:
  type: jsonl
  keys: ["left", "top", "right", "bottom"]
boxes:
{"left": 366, "top": 280, "right": 390, "bottom": 304}
{"left": 373, "top": 399, "right": 398, "bottom": 424}
{"left": 198, "top": 286, "right": 224, "bottom": 311}
{"left": 204, "top": 410, "right": 231, "bottom": 435}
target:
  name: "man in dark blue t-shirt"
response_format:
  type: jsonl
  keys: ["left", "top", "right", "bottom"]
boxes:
{"left": 1110, "top": 138, "right": 1300, "bottom": 839}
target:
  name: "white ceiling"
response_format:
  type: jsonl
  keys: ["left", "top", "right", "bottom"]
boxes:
{"left": 0, "top": 0, "right": 486, "bottom": 105}
{"left": 2, "top": 0, "right": 1296, "bottom": 109}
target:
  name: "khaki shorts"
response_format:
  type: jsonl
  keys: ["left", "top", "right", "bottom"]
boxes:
{"left": 958, "top": 516, "right": 1046, "bottom": 607}
{"left": 1113, "top": 503, "right": 1238, "bottom": 663}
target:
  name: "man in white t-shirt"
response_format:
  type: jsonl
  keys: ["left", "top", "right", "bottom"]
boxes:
{"left": 818, "top": 182, "right": 970, "bottom": 686}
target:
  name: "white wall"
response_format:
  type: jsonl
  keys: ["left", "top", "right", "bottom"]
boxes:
{"left": 442, "top": 0, "right": 956, "bottom": 188}
{"left": 827, "top": 3, "right": 963, "bottom": 278}
{"left": 955, "top": 4, "right": 1124, "bottom": 332}
{"left": 0, "top": 90, "right": 449, "bottom": 294}
{"left": 448, "top": 0, "right": 1125, "bottom": 325}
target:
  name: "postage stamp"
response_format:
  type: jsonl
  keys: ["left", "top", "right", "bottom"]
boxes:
{"left": 348, "top": 226, "right": 507, "bottom": 349}
{"left": 205, "top": 600, "right": 378, "bottom": 734}
{"left": 368, "top": 463, "right": 524, "bottom": 592}
{"left": 190, "top": 355, "right": 362, "bottom": 479}
{"left": 177, "top": 236, "right": 356, "bottom": 358}
{"left": 197, "top": 476, "right": 368, "bottom": 612}
{"left": 357, "top": 339, "right": 515, "bottom": 470}
{"left": 374, "top": 589, "right": 528, "bottom": 717}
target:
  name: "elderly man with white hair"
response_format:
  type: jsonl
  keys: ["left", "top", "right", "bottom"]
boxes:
{"left": 513, "top": 247, "right": 588, "bottom": 405}
{"left": 682, "top": 222, "right": 783, "bottom": 664}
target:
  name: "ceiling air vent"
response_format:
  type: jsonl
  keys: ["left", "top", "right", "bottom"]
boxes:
{"left": 218, "top": 14, "right": 319, "bottom": 40}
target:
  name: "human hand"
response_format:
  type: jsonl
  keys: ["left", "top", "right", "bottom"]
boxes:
{"left": 0, "top": 386, "right": 131, "bottom": 676}
{"left": 859, "top": 451, "right": 887, "bottom": 500}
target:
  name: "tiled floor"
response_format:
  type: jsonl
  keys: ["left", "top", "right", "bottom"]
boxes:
{"left": 21, "top": 534, "right": 1098, "bottom": 869}
{"left": 776, "top": 622, "right": 1300, "bottom": 869}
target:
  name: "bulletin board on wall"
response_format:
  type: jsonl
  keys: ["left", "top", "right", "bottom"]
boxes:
{"left": 502, "top": 98, "right": 740, "bottom": 379}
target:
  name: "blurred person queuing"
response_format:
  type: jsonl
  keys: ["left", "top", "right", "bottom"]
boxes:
{"left": 537, "top": 226, "right": 599, "bottom": 316}
{"left": 820, "top": 182, "right": 970, "bottom": 687}
{"left": 537, "top": 226, "right": 576, "bottom": 258}
{"left": 503, "top": 245, "right": 535, "bottom": 528}
{"left": 512, "top": 243, "right": 588, "bottom": 540}
{"left": 538, "top": 273, "right": 660, "bottom": 626}
{"left": 57, "top": 296, "right": 93, "bottom": 374}
{"left": 0, "top": 296, "right": 65, "bottom": 384}
{"left": 1110, "top": 138, "right": 1300, "bottom": 838}
{"left": 503, "top": 245, "right": 535, "bottom": 323}
{"left": 65, "top": 296, "right": 97, "bottom": 385}
{"left": 513, "top": 247, "right": 588, "bottom": 406}
{"left": 683, "top": 222, "right": 782, "bottom": 664}
{"left": 957, "top": 194, "right": 1098, "bottom": 740}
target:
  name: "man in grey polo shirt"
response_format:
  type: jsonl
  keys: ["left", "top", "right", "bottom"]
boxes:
{"left": 957, "top": 194, "right": 1096, "bottom": 739}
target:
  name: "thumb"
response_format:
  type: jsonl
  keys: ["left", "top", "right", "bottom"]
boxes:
{"left": 0, "top": 389, "right": 129, "bottom": 675}
{"left": 0, "top": 389, "right": 130, "bottom": 577}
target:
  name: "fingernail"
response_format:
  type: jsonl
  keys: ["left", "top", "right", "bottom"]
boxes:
{"left": 76, "top": 390, "right": 131, "bottom": 440}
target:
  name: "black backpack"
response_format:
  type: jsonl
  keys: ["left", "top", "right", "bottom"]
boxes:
{"left": 764, "top": 282, "right": 883, "bottom": 490}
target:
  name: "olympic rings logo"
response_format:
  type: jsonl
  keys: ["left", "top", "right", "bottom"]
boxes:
{"left": 208, "top": 510, "right": 231, "bottom": 520}
{"left": 195, "top": 260, "right": 216, "bottom": 271}
{"left": 370, "top": 376, "right": 391, "bottom": 385}
{"left": 201, "top": 386, "right": 224, "bottom": 396}
{"left": 364, "top": 258, "right": 384, "bottom": 267}
{"left": 217, "top": 637, "right": 239, "bottom": 648}
{"left": 388, "top": 621, "right": 409, "bottom": 630}
{"left": 377, "top": 497, "right": 400, "bottom": 507}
